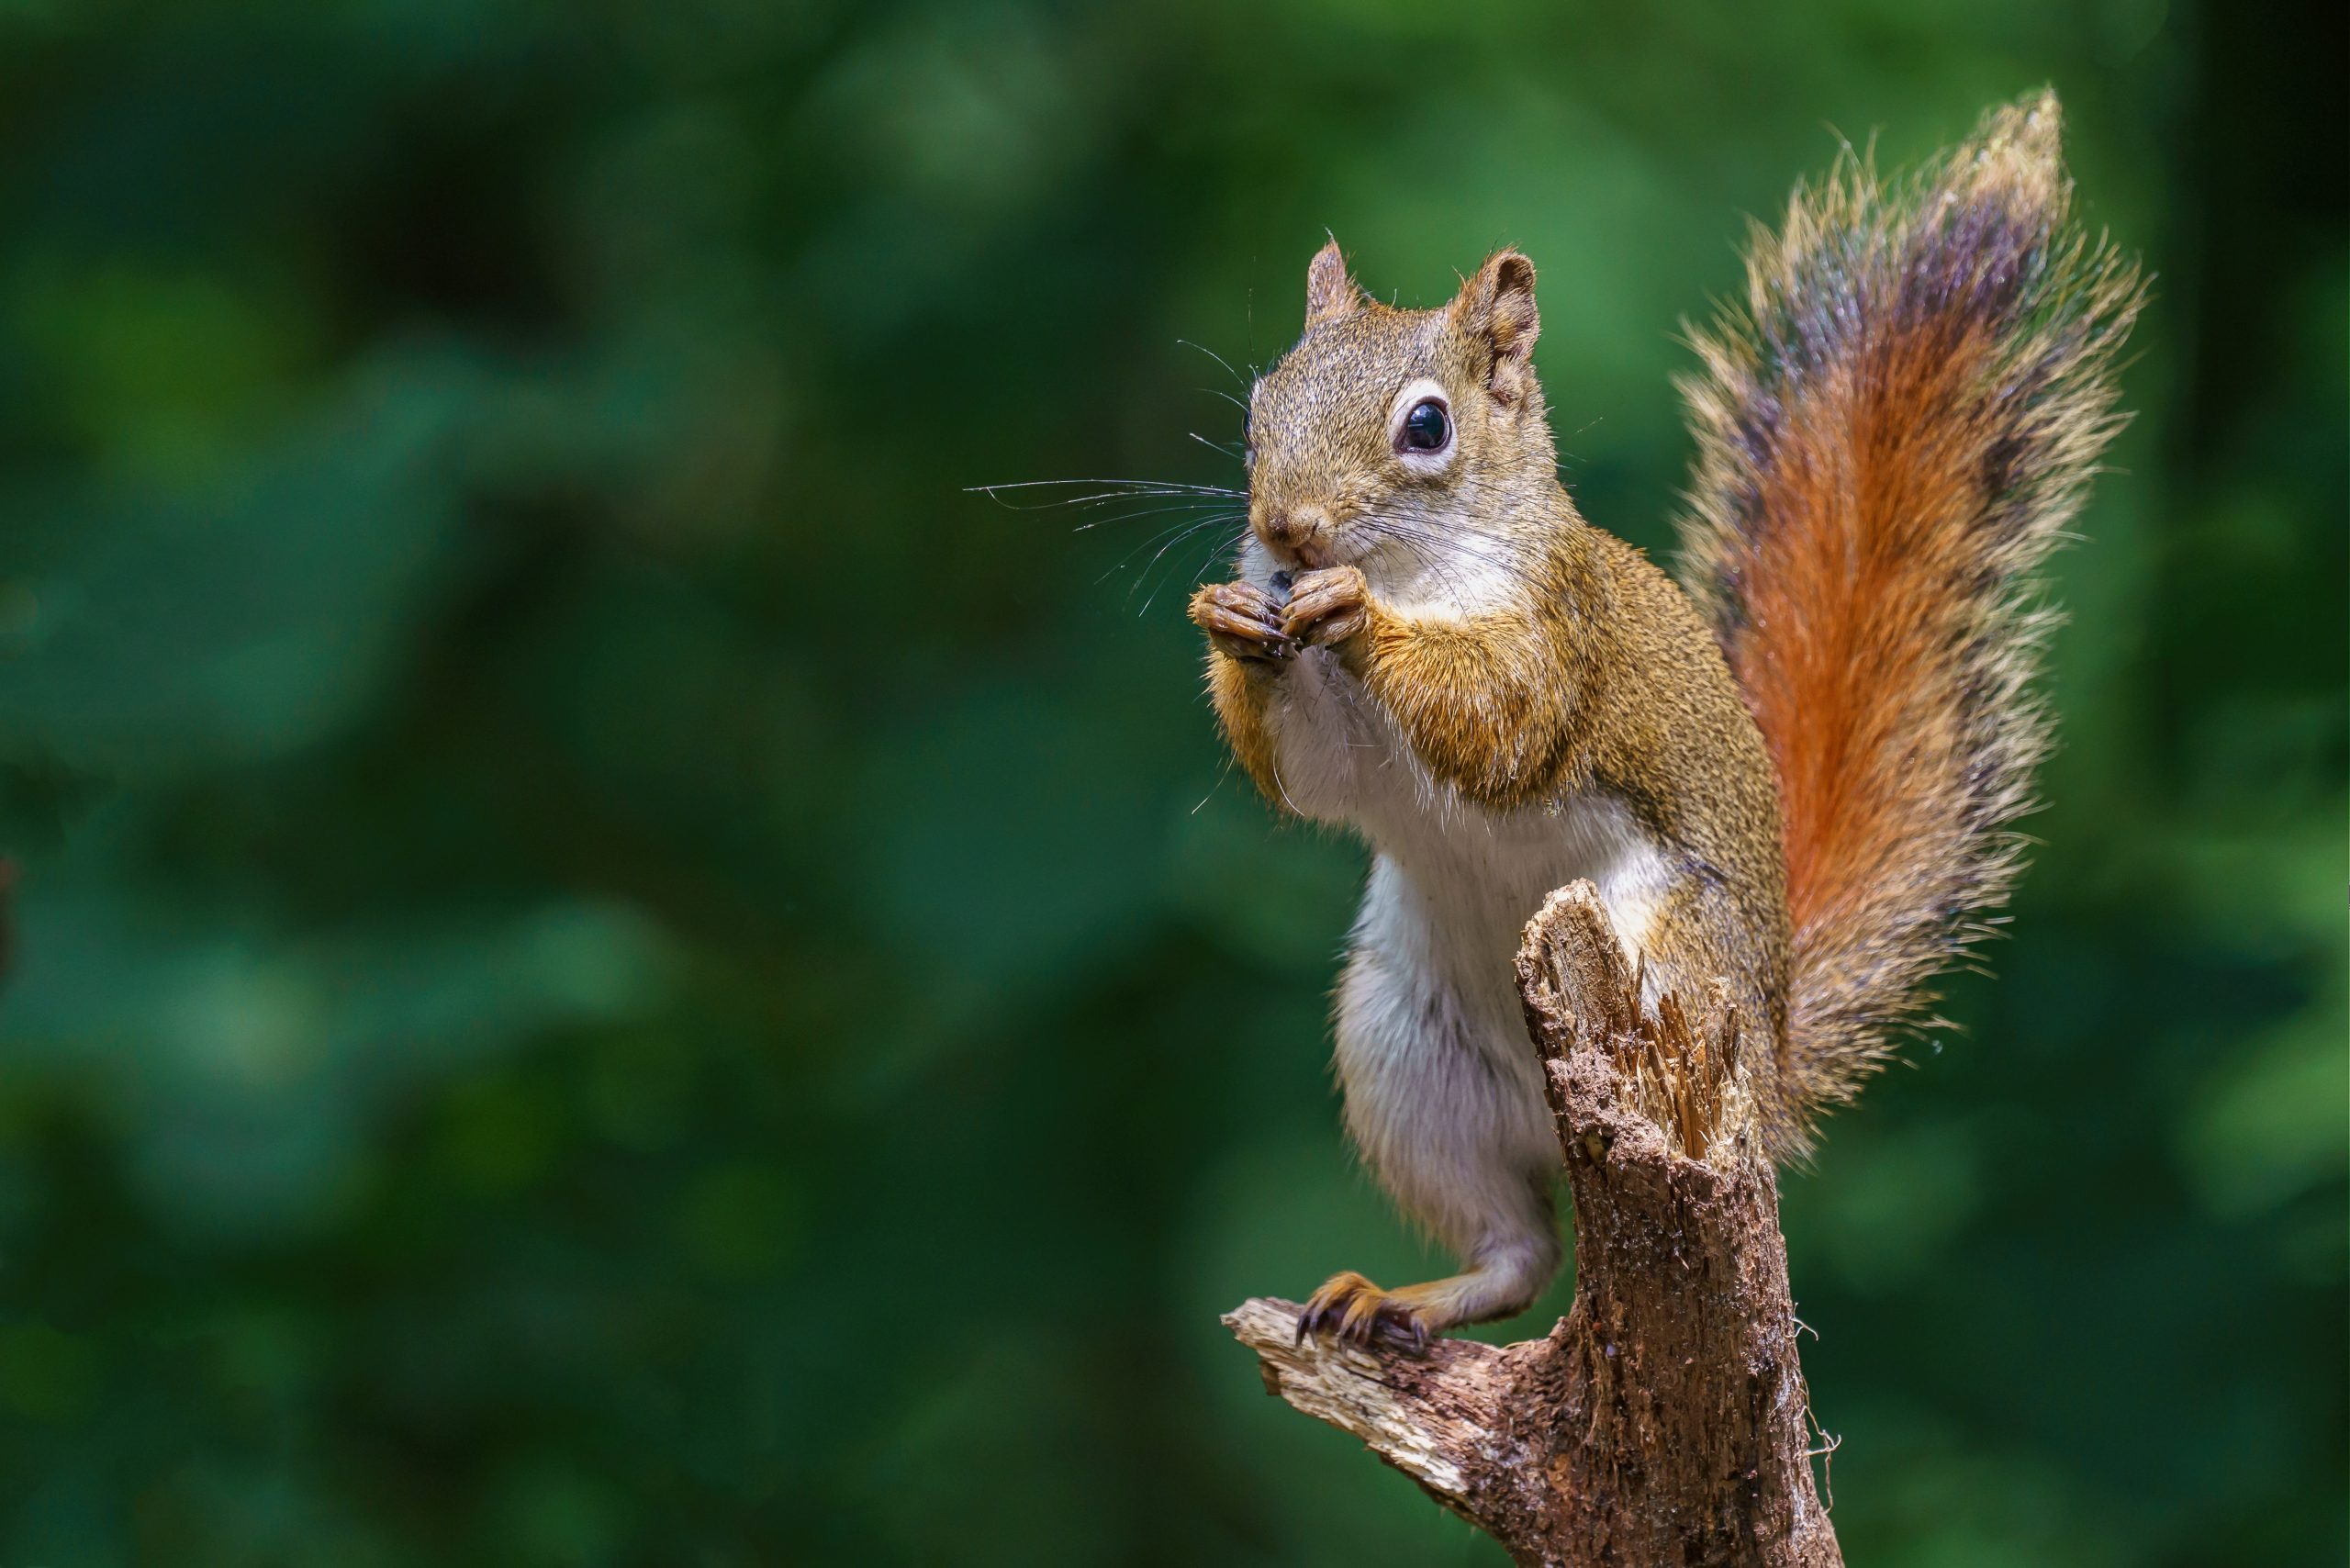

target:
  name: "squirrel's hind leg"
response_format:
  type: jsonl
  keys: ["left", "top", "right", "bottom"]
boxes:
{"left": 1294, "top": 1251, "right": 1555, "bottom": 1350}
{"left": 1312, "top": 932, "right": 1563, "bottom": 1349}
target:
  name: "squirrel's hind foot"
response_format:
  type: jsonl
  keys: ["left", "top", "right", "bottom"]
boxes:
{"left": 1294, "top": 1271, "right": 1437, "bottom": 1353}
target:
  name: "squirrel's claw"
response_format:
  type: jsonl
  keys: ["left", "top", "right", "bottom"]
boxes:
{"left": 1190, "top": 580, "right": 1293, "bottom": 664}
{"left": 1281, "top": 565, "right": 1370, "bottom": 649}
{"left": 1295, "top": 1270, "right": 1436, "bottom": 1354}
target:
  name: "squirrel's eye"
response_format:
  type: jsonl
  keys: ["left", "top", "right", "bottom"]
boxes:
{"left": 1400, "top": 398, "right": 1449, "bottom": 453}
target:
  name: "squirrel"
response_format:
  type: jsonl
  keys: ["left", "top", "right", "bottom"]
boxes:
{"left": 1186, "top": 91, "right": 2143, "bottom": 1347}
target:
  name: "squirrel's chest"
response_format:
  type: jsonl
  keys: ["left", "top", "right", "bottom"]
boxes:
{"left": 1266, "top": 652, "right": 1675, "bottom": 978}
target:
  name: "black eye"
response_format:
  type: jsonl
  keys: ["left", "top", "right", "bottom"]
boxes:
{"left": 1400, "top": 398, "right": 1449, "bottom": 453}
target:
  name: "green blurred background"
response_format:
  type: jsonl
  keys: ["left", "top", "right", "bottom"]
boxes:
{"left": 0, "top": 1, "right": 2341, "bottom": 1563}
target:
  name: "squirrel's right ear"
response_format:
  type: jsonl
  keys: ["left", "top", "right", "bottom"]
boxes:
{"left": 1304, "top": 240, "right": 1362, "bottom": 327}
{"left": 1454, "top": 250, "right": 1539, "bottom": 407}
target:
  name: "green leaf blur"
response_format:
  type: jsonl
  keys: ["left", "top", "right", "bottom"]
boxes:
{"left": 0, "top": 3, "right": 2340, "bottom": 1564}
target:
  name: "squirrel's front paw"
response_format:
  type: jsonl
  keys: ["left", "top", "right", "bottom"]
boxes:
{"left": 1281, "top": 565, "right": 1370, "bottom": 649}
{"left": 1190, "top": 580, "right": 1293, "bottom": 665}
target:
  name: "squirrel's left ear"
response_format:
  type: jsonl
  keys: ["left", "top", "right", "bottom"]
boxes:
{"left": 1304, "top": 239, "right": 1362, "bottom": 327}
{"left": 1454, "top": 250, "right": 1539, "bottom": 407}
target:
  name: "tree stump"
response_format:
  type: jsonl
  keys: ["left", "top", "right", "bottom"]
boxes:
{"left": 1224, "top": 880, "right": 1840, "bottom": 1566}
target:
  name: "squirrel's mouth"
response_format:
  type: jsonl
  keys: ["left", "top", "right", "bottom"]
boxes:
{"left": 1251, "top": 501, "right": 1342, "bottom": 571}
{"left": 1254, "top": 527, "right": 1338, "bottom": 573}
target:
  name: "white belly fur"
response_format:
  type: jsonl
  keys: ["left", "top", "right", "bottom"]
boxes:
{"left": 1268, "top": 647, "right": 1675, "bottom": 1056}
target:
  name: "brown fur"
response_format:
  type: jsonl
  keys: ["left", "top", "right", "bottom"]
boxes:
{"left": 1180, "top": 96, "right": 2136, "bottom": 1340}
{"left": 1192, "top": 248, "right": 1796, "bottom": 1143}
{"left": 1203, "top": 647, "right": 1283, "bottom": 800}
{"left": 1337, "top": 531, "right": 1791, "bottom": 1055}
{"left": 1674, "top": 91, "right": 2144, "bottom": 1150}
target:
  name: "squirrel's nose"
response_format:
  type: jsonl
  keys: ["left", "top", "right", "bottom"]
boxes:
{"left": 1258, "top": 503, "right": 1334, "bottom": 566}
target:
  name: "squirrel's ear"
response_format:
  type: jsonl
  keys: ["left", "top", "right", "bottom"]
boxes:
{"left": 1455, "top": 250, "right": 1539, "bottom": 406}
{"left": 1304, "top": 239, "right": 1362, "bottom": 327}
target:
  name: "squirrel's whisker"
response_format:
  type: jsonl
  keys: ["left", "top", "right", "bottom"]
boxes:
{"left": 968, "top": 476, "right": 1243, "bottom": 493}
{"left": 1101, "top": 513, "right": 1246, "bottom": 588}
{"left": 990, "top": 494, "right": 1242, "bottom": 514}
{"left": 1137, "top": 524, "right": 1248, "bottom": 617}
{"left": 968, "top": 477, "right": 1246, "bottom": 510}
{"left": 1071, "top": 499, "right": 1253, "bottom": 535}
{"left": 1125, "top": 512, "right": 1245, "bottom": 603}
{"left": 1176, "top": 338, "right": 1248, "bottom": 386}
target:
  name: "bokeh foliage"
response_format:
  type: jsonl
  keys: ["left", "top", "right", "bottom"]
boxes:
{"left": 0, "top": 2, "right": 2342, "bottom": 1563}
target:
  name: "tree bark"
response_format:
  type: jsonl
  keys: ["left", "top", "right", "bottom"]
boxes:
{"left": 1224, "top": 880, "right": 1841, "bottom": 1566}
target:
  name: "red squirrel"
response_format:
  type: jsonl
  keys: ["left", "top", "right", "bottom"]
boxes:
{"left": 1187, "top": 92, "right": 2143, "bottom": 1346}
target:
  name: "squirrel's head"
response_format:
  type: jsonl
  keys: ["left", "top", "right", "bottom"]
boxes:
{"left": 1242, "top": 241, "right": 1560, "bottom": 595}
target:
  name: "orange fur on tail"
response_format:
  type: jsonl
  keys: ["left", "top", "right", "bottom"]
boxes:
{"left": 1674, "top": 92, "right": 2144, "bottom": 1150}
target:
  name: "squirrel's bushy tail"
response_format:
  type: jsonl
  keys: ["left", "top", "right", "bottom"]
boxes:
{"left": 1673, "top": 91, "right": 2144, "bottom": 1153}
